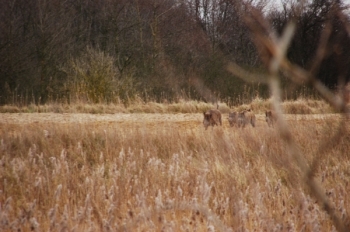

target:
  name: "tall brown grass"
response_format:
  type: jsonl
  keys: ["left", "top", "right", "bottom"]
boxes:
{"left": 0, "top": 97, "right": 336, "bottom": 114}
{"left": 0, "top": 115, "right": 349, "bottom": 231}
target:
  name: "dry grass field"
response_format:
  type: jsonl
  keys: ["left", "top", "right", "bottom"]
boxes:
{"left": 0, "top": 109, "right": 349, "bottom": 231}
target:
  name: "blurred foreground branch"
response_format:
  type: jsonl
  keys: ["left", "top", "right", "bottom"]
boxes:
{"left": 227, "top": 2, "right": 350, "bottom": 231}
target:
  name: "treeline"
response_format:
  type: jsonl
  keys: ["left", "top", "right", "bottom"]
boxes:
{"left": 0, "top": 0, "right": 349, "bottom": 105}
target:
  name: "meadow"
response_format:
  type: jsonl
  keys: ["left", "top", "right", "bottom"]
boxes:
{"left": 0, "top": 100, "right": 349, "bottom": 231}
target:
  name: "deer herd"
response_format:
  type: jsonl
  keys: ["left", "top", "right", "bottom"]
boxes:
{"left": 203, "top": 107, "right": 277, "bottom": 130}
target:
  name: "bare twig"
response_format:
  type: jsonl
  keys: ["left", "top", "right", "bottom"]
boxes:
{"left": 233, "top": 3, "right": 350, "bottom": 231}
{"left": 226, "top": 62, "right": 268, "bottom": 84}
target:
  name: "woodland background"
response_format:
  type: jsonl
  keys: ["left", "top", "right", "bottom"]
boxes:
{"left": 0, "top": 0, "right": 349, "bottom": 106}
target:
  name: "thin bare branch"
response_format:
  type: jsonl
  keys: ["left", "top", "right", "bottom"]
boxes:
{"left": 308, "top": 21, "right": 333, "bottom": 76}
{"left": 226, "top": 62, "right": 268, "bottom": 84}
{"left": 239, "top": 2, "right": 350, "bottom": 231}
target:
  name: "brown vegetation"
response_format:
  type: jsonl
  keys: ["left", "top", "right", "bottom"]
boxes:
{"left": 0, "top": 98, "right": 337, "bottom": 114}
{"left": 0, "top": 112, "right": 349, "bottom": 231}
